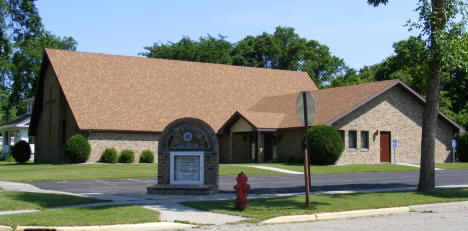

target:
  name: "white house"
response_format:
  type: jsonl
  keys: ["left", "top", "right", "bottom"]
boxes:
{"left": 1, "top": 97, "right": 35, "bottom": 156}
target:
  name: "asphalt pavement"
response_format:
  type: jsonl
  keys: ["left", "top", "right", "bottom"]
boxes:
{"left": 29, "top": 169, "right": 468, "bottom": 195}
{"left": 191, "top": 201, "right": 468, "bottom": 231}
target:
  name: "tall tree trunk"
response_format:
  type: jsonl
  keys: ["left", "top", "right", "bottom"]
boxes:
{"left": 418, "top": 0, "right": 446, "bottom": 192}
{"left": 418, "top": 69, "right": 441, "bottom": 192}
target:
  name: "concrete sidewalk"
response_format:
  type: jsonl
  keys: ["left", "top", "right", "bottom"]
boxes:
{"left": 240, "top": 165, "right": 303, "bottom": 174}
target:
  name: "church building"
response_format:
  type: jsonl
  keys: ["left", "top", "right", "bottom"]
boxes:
{"left": 29, "top": 49, "right": 464, "bottom": 164}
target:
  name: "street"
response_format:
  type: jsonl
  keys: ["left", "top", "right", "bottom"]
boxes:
{"left": 192, "top": 202, "right": 468, "bottom": 231}
{"left": 30, "top": 169, "right": 468, "bottom": 194}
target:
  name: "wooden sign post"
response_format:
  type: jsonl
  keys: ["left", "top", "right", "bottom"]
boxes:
{"left": 296, "top": 91, "right": 316, "bottom": 208}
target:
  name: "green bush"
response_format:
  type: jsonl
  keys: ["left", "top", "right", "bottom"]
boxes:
{"left": 100, "top": 148, "right": 118, "bottom": 163}
{"left": 457, "top": 133, "right": 468, "bottom": 162}
{"left": 12, "top": 140, "right": 32, "bottom": 163}
{"left": 119, "top": 149, "right": 135, "bottom": 163}
{"left": 306, "top": 125, "right": 344, "bottom": 165}
{"left": 65, "top": 134, "right": 91, "bottom": 163}
{"left": 139, "top": 149, "right": 154, "bottom": 163}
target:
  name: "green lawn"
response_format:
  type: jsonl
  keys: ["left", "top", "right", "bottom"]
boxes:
{"left": 435, "top": 163, "right": 468, "bottom": 170}
{"left": 0, "top": 162, "right": 159, "bottom": 182}
{"left": 0, "top": 190, "right": 104, "bottom": 211}
{"left": 252, "top": 163, "right": 419, "bottom": 174}
{"left": 0, "top": 162, "right": 279, "bottom": 182}
{"left": 0, "top": 205, "right": 159, "bottom": 227}
{"left": 0, "top": 161, "right": 450, "bottom": 183}
{"left": 183, "top": 188, "right": 468, "bottom": 222}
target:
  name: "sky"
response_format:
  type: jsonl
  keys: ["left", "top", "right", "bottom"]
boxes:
{"left": 36, "top": 0, "right": 420, "bottom": 70}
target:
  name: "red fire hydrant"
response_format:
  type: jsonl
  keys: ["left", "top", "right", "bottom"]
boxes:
{"left": 234, "top": 171, "right": 251, "bottom": 210}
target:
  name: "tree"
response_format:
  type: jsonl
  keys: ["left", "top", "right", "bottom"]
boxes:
{"left": 143, "top": 26, "right": 352, "bottom": 88}
{"left": 368, "top": 0, "right": 467, "bottom": 192}
{"left": 0, "top": 0, "right": 76, "bottom": 123}
{"left": 141, "top": 34, "right": 233, "bottom": 65}
{"left": 345, "top": 35, "right": 467, "bottom": 130}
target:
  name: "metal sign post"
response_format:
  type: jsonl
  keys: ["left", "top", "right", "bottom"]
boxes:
{"left": 302, "top": 92, "right": 310, "bottom": 207}
{"left": 452, "top": 140, "right": 457, "bottom": 163}
{"left": 296, "top": 91, "right": 316, "bottom": 208}
{"left": 392, "top": 139, "right": 397, "bottom": 164}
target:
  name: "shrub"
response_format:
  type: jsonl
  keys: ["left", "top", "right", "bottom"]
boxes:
{"left": 65, "top": 134, "right": 91, "bottom": 163}
{"left": 139, "top": 149, "right": 154, "bottom": 163}
{"left": 457, "top": 133, "right": 468, "bottom": 162}
{"left": 306, "top": 125, "right": 344, "bottom": 165}
{"left": 119, "top": 149, "right": 135, "bottom": 163}
{"left": 100, "top": 148, "right": 118, "bottom": 163}
{"left": 12, "top": 140, "right": 32, "bottom": 163}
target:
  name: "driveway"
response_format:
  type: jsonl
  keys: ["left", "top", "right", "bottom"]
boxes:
{"left": 29, "top": 169, "right": 468, "bottom": 195}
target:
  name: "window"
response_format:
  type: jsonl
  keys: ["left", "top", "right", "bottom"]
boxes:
{"left": 339, "top": 130, "right": 345, "bottom": 143}
{"left": 348, "top": 130, "right": 357, "bottom": 149}
{"left": 61, "top": 120, "right": 66, "bottom": 144}
{"left": 361, "top": 131, "right": 369, "bottom": 149}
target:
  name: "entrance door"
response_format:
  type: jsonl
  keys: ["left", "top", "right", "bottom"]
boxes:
{"left": 232, "top": 133, "right": 252, "bottom": 163}
{"left": 380, "top": 131, "right": 391, "bottom": 162}
{"left": 263, "top": 133, "right": 273, "bottom": 162}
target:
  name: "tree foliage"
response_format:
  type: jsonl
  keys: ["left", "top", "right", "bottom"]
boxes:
{"left": 142, "top": 26, "right": 350, "bottom": 88}
{"left": 368, "top": 0, "right": 467, "bottom": 192}
{"left": 332, "top": 35, "right": 467, "bottom": 130}
{"left": 0, "top": 0, "right": 76, "bottom": 124}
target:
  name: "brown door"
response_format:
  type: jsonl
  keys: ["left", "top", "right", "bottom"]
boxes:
{"left": 380, "top": 132, "right": 391, "bottom": 162}
{"left": 232, "top": 133, "right": 252, "bottom": 163}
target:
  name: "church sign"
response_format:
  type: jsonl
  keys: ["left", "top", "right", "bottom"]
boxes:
{"left": 148, "top": 117, "right": 219, "bottom": 195}
{"left": 170, "top": 151, "right": 204, "bottom": 185}
{"left": 167, "top": 126, "right": 211, "bottom": 150}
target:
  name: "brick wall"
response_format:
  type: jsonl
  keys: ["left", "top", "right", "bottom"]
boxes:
{"left": 35, "top": 64, "right": 81, "bottom": 163}
{"left": 87, "top": 131, "right": 160, "bottom": 163}
{"left": 276, "top": 130, "right": 304, "bottom": 162}
{"left": 333, "top": 86, "right": 454, "bottom": 164}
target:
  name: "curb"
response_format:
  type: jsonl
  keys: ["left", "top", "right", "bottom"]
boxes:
{"left": 0, "top": 225, "right": 11, "bottom": 231}
{"left": 15, "top": 222, "right": 194, "bottom": 231}
{"left": 261, "top": 207, "right": 410, "bottom": 224}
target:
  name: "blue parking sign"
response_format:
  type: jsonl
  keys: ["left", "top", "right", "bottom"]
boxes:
{"left": 392, "top": 139, "right": 397, "bottom": 148}
{"left": 452, "top": 140, "right": 456, "bottom": 148}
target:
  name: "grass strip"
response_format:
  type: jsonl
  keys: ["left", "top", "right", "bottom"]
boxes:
{"left": 435, "top": 163, "right": 468, "bottom": 170}
{"left": 0, "top": 190, "right": 104, "bottom": 211}
{"left": 0, "top": 162, "right": 280, "bottom": 182}
{"left": 254, "top": 163, "right": 419, "bottom": 174}
{"left": 0, "top": 205, "right": 159, "bottom": 227}
{"left": 182, "top": 188, "right": 468, "bottom": 222}
{"left": 0, "top": 162, "right": 159, "bottom": 182}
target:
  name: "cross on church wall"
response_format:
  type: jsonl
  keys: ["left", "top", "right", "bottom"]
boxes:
{"left": 45, "top": 86, "right": 56, "bottom": 141}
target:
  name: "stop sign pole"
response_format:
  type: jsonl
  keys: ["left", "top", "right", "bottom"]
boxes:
{"left": 296, "top": 91, "right": 316, "bottom": 208}
{"left": 302, "top": 92, "right": 311, "bottom": 208}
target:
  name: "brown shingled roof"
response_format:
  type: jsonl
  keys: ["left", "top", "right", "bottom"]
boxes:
{"left": 32, "top": 49, "right": 463, "bottom": 135}
{"left": 235, "top": 80, "right": 399, "bottom": 130}
{"left": 229, "top": 79, "right": 464, "bottom": 133}
{"left": 39, "top": 49, "right": 318, "bottom": 133}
